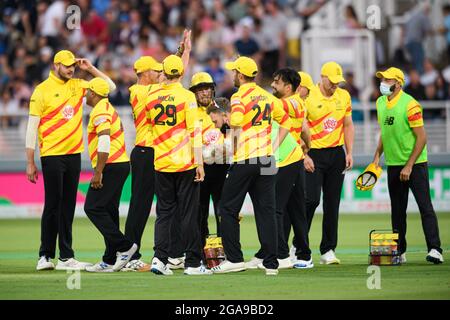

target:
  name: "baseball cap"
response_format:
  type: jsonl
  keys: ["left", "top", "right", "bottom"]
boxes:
{"left": 134, "top": 56, "right": 163, "bottom": 74}
{"left": 225, "top": 56, "right": 258, "bottom": 77}
{"left": 376, "top": 67, "right": 405, "bottom": 86}
{"left": 298, "top": 71, "right": 314, "bottom": 90}
{"left": 162, "top": 54, "right": 184, "bottom": 76}
{"left": 54, "top": 50, "right": 76, "bottom": 66}
{"left": 321, "top": 61, "right": 346, "bottom": 84}
{"left": 83, "top": 78, "right": 110, "bottom": 97}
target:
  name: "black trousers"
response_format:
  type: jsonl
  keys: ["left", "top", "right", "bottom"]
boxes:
{"left": 200, "top": 164, "right": 229, "bottom": 239}
{"left": 154, "top": 169, "right": 202, "bottom": 268}
{"left": 305, "top": 146, "right": 346, "bottom": 255}
{"left": 125, "top": 146, "right": 155, "bottom": 260}
{"left": 255, "top": 160, "right": 312, "bottom": 261}
{"left": 219, "top": 156, "right": 278, "bottom": 269}
{"left": 387, "top": 163, "right": 442, "bottom": 254}
{"left": 39, "top": 154, "right": 81, "bottom": 259}
{"left": 84, "top": 162, "right": 133, "bottom": 265}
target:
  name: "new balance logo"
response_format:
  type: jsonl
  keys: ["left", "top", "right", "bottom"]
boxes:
{"left": 384, "top": 116, "right": 394, "bottom": 125}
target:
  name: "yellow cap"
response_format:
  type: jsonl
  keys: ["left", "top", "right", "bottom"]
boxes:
{"left": 225, "top": 56, "right": 258, "bottom": 77}
{"left": 162, "top": 54, "right": 184, "bottom": 76}
{"left": 134, "top": 56, "right": 163, "bottom": 74}
{"left": 190, "top": 72, "right": 215, "bottom": 90}
{"left": 376, "top": 67, "right": 405, "bottom": 86}
{"left": 298, "top": 71, "right": 314, "bottom": 90}
{"left": 321, "top": 61, "right": 346, "bottom": 84}
{"left": 83, "top": 77, "right": 110, "bottom": 97}
{"left": 356, "top": 163, "right": 383, "bottom": 191}
{"left": 53, "top": 50, "right": 76, "bottom": 66}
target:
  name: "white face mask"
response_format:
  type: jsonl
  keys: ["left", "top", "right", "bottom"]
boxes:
{"left": 380, "top": 82, "right": 395, "bottom": 96}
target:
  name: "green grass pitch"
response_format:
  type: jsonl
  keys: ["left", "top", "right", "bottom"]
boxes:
{"left": 0, "top": 213, "right": 449, "bottom": 300}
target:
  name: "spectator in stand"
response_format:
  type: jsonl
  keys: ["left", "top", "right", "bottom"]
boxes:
{"left": 344, "top": 5, "right": 362, "bottom": 29}
{"left": 343, "top": 72, "right": 360, "bottom": 101}
{"left": 0, "top": 87, "right": 19, "bottom": 128}
{"left": 434, "top": 73, "right": 448, "bottom": 100}
{"left": 404, "top": 69, "right": 426, "bottom": 100}
{"left": 403, "top": 4, "right": 433, "bottom": 74}
{"left": 440, "top": 4, "right": 450, "bottom": 63}
{"left": 234, "top": 18, "right": 260, "bottom": 58}
{"left": 204, "top": 54, "right": 226, "bottom": 90}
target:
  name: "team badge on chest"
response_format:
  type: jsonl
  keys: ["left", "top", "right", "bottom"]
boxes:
{"left": 62, "top": 105, "right": 74, "bottom": 120}
{"left": 323, "top": 117, "right": 337, "bottom": 132}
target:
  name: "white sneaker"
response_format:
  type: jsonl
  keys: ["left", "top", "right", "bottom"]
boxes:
{"left": 113, "top": 243, "right": 138, "bottom": 271}
{"left": 400, "top": 253, "right": 407, "bottom": 264}
{"left": 55, "top": 258, "right": 93, "bottom": 271}
{"left": 320, "top": 250, "right": 341, "bottom": 265}
{"left": 184, "top": 265, "right": 213, "bottom": 276}
{"left": 167, "top": 257, "right": 185, "bottom": 270}
{"left": 150, "top": 257, "right": 173, "bottom": 275}
{"left": 426, "top": 249, "right": 444, "bottom": 264}
{"left": 265, "top": 268, "right": 279, "bottom": 276}
{"left": 36, "top": 256, "right": 54, "bottom": 271}
{"left": 86, "top": 261, "right": 114, "bottom": 273}
{"left": 211, "top": 260, "right": 246, "bottom": 274}
{"left": 289, "top": 245, "right": 297, "bottom": 262}
{"left": 244, "top": 257, "right": 263, "bottom": 269}
{"left": 277, "top": 257, "right": 294, "bottom": 269}
{"left": 121, "top": 259, "right": 150, "bottom": 272}
{"left": 293, "top": 258, "right": 314, "bottom": 269}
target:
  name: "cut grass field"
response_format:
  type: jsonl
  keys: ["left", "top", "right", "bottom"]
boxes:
{"left": 0, "top": 213, "right": 449, "bottom": 300}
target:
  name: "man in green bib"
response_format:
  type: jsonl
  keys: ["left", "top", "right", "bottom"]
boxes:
{"left": 372, "top": 67, "right": 443, "bottom": 264}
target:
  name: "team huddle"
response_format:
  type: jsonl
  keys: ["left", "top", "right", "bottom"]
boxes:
{"left": 25, "top": 32, "right": 444, "bottom": 276}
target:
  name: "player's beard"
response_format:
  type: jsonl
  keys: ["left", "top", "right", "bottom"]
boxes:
{"left": 56, "top": 68, "right": 73, "bottom": 82}
{"left": 234, "top": 73, "right": 240, "bottom": 88}
{"left": 272, "top": 89, "right": 282, "bottom": 98}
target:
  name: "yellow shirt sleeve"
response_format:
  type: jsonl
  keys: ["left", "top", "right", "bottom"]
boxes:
{"left": 92, "top": 104, "right": 112, "bottom": 133}
{"left": 230, "top": 95, "right": 245, "bottom": 127}
{"left": 29, "top": 88, "right": 45, "bottom": 116}
{"left": 272, "top": 98, "right": 292, "bottom": 130}
{"left": 344, "top": 90, "right": 352, "bottom": 117}
{"left": 407, "top": 100, "right": 424, "bottom": 128}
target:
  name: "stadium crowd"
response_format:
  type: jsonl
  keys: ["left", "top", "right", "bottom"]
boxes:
{"left": 1, "top": 0, "right": 450, "bottom": 128}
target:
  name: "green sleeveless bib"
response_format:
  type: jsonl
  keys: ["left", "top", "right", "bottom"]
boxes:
{"left": 376, "top": 92, "right": 427, "bottom": 166}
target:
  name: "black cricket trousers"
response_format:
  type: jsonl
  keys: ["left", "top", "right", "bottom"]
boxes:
{"left": 125, "top": 146, "right": 155, "bottom": 260}
{"left": 199, "top": 163, "right": 229, "bottom": 238}
{"left": 305, "top": 146, "right": 346, "bottom": 255}
{"left": 154, "top": 169, "right": 202, "bottom": 268}
{"left": 219, "top": 156, "right": 279, "bottom": 269}
{"left": 40, "top": 153, "right": 81, "bottom": 259}
{"left": 170, "top": 163, "right": 229, "bottom": 259}
{"left": 255, "top": 160, "right": 312, "bottom": 261}
{"left": 84, "top": 162, "right": 133, "bottom": 265}
{"left": 387, "top": 163, "right": 442, "bottom": 255}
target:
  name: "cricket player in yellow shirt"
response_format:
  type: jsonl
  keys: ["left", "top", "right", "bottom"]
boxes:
{"left": 82, "top": 78, "right": 137, "bottom": 272}
{"left": 26, "top": 50, "right": 115, "bottom": 271}
{"left": 146, "top": 55, "right": 211, "bottom": 276}
{"left": 124, "top": 30, "right": 193, "bottom": 271}
{"left": 211, "top": 56, "right": 292, "bottom": 276}
{"left": 123, "top": 56, "right": 163, "bottom": 271}
{"left": 304, "top": 61, "right": 354, "bottom": 265}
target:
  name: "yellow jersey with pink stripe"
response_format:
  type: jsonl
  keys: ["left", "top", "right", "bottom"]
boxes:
{"left": 230, "top": 82, "right": 292, "bottom": 162}
{"left": 87, "top": 98, "right": 129, "bottom": 168}
{"left": 129, "top": 83, "right": 161, "bottom": 147}
{"left": 29, "top": 71, "right": 87, "bottom": 157}
{"left": 305, "top": 85, "right": 352, "bottom": 149}
{"left": 145, "top": 82, "right": 200, "bottom": 172}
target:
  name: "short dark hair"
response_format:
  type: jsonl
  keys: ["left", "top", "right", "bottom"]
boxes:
{"left": 207, "top": 97, "right": 230, "bottom": 114}
{"left": 273, "top": 68, "right": 301, "bottom": 92}
{"left": 242, "top": 74, "right": 256, "bottom": 82}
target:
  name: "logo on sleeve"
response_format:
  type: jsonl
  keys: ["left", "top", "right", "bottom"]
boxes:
{"left": 94, "top": 116, "right": 107, "bottom": 126}
{"left": 323, "top": 117, "right": 337, "bottom": 132}
{"left": 62, "top": 105, "right": 74, "bottom": 120}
